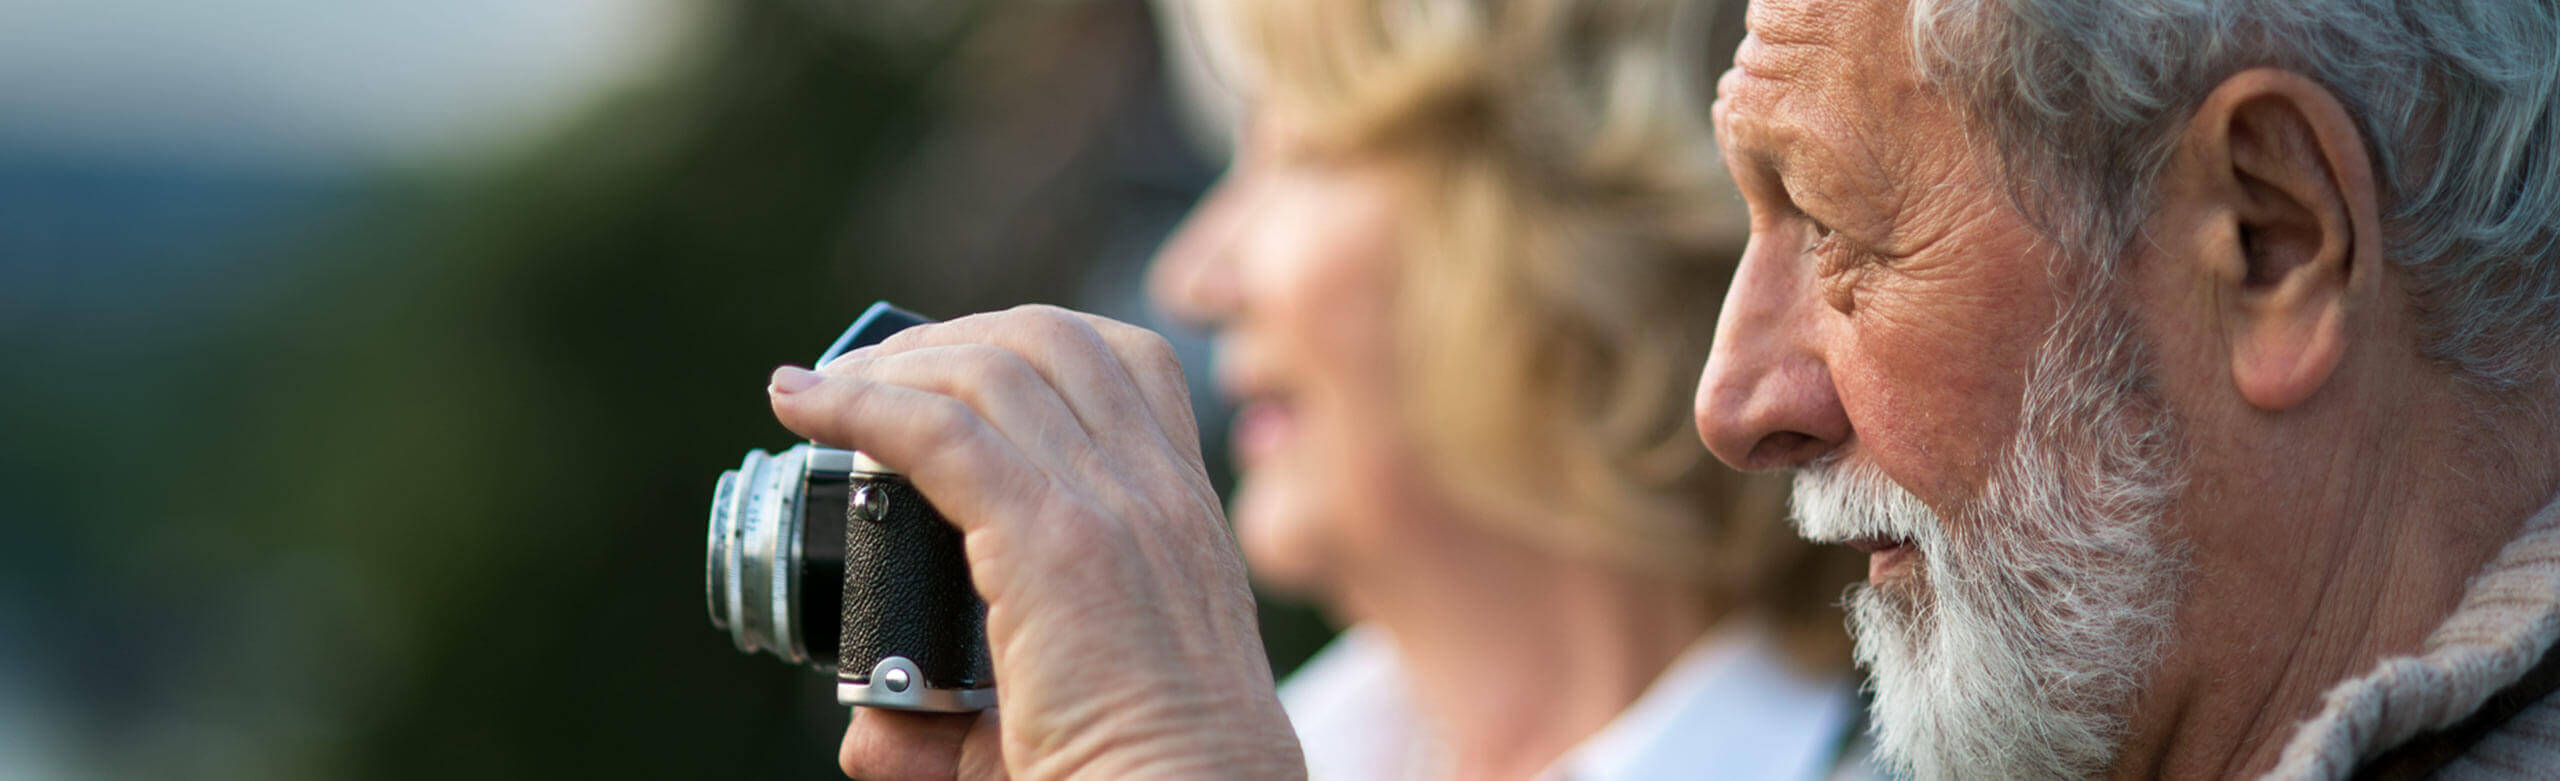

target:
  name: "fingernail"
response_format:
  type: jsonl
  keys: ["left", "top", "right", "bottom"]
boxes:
{"left": 769, "top": 366, "right": 823, "bottom": 394}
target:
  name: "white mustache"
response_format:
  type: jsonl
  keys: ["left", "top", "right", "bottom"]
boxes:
{"left": 1789, "top": 459, "right": 1943, "bottom": 548}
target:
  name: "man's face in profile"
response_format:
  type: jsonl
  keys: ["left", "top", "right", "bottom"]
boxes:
{"left": 1698, "top": 0, "right": 2192, "bottom": 775}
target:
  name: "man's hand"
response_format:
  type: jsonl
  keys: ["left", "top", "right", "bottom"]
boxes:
{"left": 767, "top": 305, "right": 1304, "bottom": 779}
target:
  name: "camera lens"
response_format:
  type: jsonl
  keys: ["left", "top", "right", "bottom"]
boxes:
{"left": 705, "top": 444, "right": 848, "bottom": 669}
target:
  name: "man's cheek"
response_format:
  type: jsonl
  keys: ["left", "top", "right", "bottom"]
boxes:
{"left": 1834, "top": 335, "right": 2021, "bottom": 505}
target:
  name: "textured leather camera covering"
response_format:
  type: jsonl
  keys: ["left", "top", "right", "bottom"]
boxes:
{"left": 839, "top": 474, "right": 992, "bottom": 690}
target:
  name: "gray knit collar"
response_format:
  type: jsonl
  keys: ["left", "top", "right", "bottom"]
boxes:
{"left": 2265, "top": 494, "right": 2560, "bottom": 778}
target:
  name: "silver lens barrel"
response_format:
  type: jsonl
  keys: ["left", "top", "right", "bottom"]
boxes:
{"left": 706, "top": 444, "right": 832, "bottom": 667}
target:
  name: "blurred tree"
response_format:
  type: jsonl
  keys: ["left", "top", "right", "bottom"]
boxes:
{"left": 0, "top": 0, "right": 1358, "bottom": 773}
{"left": 0, "top": 0, "right": 1327, "bottom": 777}
{"left": 288, "top": 0, "right": 1219, "bottom": 777}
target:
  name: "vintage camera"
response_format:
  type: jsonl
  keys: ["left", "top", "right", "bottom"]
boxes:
{"left": 704, "top": 302, "right": 994, "bottom": 712}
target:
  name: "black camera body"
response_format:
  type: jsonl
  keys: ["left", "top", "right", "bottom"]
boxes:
{"left": 705, "top": 303, "right": 995, "bottom": 711}
{"left": 835, "top": 451, "right": 993, "bottom": 708}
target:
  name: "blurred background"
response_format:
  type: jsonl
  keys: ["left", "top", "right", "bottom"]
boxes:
{"left": 0, "top": 0, "right": 1328, "bottom": 777}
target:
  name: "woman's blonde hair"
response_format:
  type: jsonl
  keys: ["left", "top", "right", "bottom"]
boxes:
{"left": 1217, "top": 0, "right": 1860, "bottom": 665}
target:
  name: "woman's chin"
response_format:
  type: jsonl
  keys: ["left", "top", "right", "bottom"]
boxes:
{"left": 1231, "top": 480, "right": 1332, "bottom": 598}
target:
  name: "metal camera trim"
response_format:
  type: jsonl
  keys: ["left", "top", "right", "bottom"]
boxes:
{"left": 707, "top": 443, "right": 849, "bottom": 668}
{"left": 849, "top": 450, "right": 894, "bottom": 477}
{"left": 839, "top": 656, "right": 998, "bottom": 712}
{"left": 763, "top": 445, "right": 805, "bottom": 665}
{"left": 707, "top": 449, "right": 768, "bottom": 655}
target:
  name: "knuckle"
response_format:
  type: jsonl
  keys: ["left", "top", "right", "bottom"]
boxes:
{"left": 982, "top": 344, "right": 1044, "bottom": 383}
{"left": 1083, "top": 315, "right": 1178, "bottom": 369}
{"left": 1082, "top": 313, "right": 1142, "bottom": 342}
{"left": 1009, "top": 302, "right": 1077, "bottom": 322}
{"left": 939, "top": 346, "right": 1044, "bottom": 402}
{"left": 1125, "top": 329, "right": 1182, "bottom": 374}
{"left": 911, "top": 394, "right": 983, "bottom": 447}
{"left": 1008, "top": 304, "right": 1101, "bottom": 351}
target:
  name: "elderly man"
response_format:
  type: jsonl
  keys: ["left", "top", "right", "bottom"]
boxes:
{"left": 1693, "top": 0, "right": 2560, "bottom": 776}
{"left": 776, "top": 0, "right": 2560, "bottom": 777}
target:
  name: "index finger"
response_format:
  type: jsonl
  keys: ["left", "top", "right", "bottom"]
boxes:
{"left": 854, "top": 307, "right": 1204, "bottom": 476}
{"left": 768, "top": 369, "right": 1055, "bottom": 537}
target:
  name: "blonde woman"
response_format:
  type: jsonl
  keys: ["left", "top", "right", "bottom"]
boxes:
{"left": 1142, "top": 0, "right": 1865, "bottom": 777}
{"left": 790, "top": 0, "right": 1866, "bottom": 777}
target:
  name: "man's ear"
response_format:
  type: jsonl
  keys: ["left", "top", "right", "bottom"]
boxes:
{"left": 2171, "top": 68, "right": 2384, "bottom": 412}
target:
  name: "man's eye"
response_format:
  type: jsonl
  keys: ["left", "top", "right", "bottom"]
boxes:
{"left": 1804, "top": 218, "right": 1855, "bottom": 264}
{"left": 1807, "top": 221, "right": 1839, "bottom": 254}
{"left": 1804, "top": 218, "right": 1882, "bottom": 279}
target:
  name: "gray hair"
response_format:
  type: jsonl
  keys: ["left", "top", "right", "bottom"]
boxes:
{"left": 1908, "top": 0, "right": 2560, "bottom": 391}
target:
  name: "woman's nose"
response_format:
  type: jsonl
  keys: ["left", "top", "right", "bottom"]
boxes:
{"left": 1146, "top": 178, "right": 1247, "bottom": 328}
{"left": 1694, "top": 240, "right": 1851, "bottom": 471}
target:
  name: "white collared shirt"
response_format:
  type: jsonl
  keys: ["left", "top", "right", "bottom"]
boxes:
{"left": 1279, "top": 621, "right": 1871, "bottom": 780}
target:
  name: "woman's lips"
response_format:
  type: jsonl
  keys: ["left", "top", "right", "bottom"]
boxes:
{"left": 1232, "top": 400, "right": 1294, "bottom": 466}
{"left": 1848, "top": 536, "right": 1916, "bottom": 583}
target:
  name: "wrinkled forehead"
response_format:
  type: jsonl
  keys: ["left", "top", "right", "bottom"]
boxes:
{"left": 1738, "top": 0, "right": 1896, "bottom": 83}
{"left": 1718, "top": 0, "right": 1927, "bottom": 153}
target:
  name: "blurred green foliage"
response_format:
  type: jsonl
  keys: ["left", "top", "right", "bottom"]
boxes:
{"left": 0, "top": 0, "right": 1330, "bottom": 777}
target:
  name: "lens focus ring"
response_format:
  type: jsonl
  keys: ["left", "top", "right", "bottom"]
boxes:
{"left": 705, "top": 469, "right": 742, "bottom": 631}
{"left": 709, "top": 446, "right": 807, "bottom": 660}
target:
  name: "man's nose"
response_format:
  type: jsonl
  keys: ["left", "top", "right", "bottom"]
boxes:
{"left": 1145, "top": 177, "right": 1246, "bottom": 328}
{"left": 1694, "top": 240, "right": 1851, "bottom": 471}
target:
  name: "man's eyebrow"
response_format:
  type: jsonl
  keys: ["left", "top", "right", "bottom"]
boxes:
{"left": 1734, "top": 121, "right": 1856, "bottom": 223}
{"left": 1725, "top": 114, "right": 1801, "bottom": 190}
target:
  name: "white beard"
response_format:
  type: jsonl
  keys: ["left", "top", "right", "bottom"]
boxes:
{"left": 1791, "top": 295, "right": 2190, "bottom": 779}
